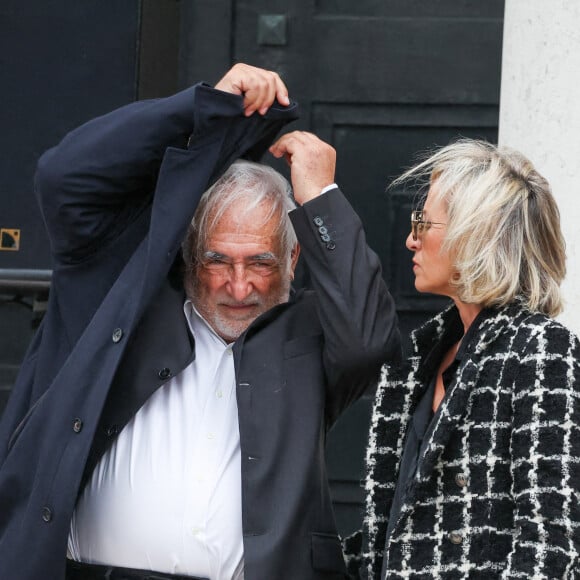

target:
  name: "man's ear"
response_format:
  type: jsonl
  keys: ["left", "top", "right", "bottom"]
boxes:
{"left": 289, "top": 243, "right": 300, "bottom": 279}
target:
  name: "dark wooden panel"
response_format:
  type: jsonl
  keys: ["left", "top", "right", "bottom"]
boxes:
{"left": 177, "top": 0, "right": 234, "bottom": 88}
{"left": 308, "top": 18, "right": 503, "bottom": 103}
{"left": 232, "top": 4, "right": 504, "bottom": 106}
{"left": 138, "top": 0, "right": 180, "bottom": 99}
{"left": 0, "top": 0, "right": 181, "bottom": 273}
{"left": 0, "top": 0, "right": 141, "bottom": 272}
{"left": 223, "top": 0, "right": 504, "bottom": 537}
{"left": 0, "top": 0, "right": 180, "bottom": 417}
{"left": 326, "top": 397, "right": 373, "bottom": 535}
{"left": 316, "top": 0, "right": 505, "bottom": 18}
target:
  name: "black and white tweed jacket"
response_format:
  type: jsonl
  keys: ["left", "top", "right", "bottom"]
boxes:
{"left": 345, "top": 302, "right": 580, "bottom": 579}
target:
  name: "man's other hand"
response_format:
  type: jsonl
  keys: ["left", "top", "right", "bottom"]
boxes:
{"left": 269, "top": 131, "right": 336, "bottom": 205}
{"left": 215, "top": 63, "right": 290, "bottom": 117}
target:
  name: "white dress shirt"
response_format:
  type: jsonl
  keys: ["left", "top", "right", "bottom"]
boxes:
{"left": 68, "top": 301, "right": 244, "bottom": 580}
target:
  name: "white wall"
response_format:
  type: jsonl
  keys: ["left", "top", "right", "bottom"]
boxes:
{"left": 499, "top": 0, "right": 580, "bottom": 333}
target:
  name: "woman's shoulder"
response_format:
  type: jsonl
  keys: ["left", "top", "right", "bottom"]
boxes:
{"left": 472, "top": 302, "right": 578, "bottom": 349}
{"left": 491, "top": 304, "right": 580, "bottom": 390}
{"left": 500, "top": 303, "right": 579, "bottom": 348}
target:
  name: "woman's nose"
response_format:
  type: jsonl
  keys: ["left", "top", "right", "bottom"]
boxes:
{"left": 406, "top": 231, "right": 419, "bottom": 251}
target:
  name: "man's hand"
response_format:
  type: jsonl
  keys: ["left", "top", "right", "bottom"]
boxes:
{"left": 269, "top": 131, "right": 336, "bottom": 205}
{"left": 215, "top": 63, "right": 290, "bottom": 117}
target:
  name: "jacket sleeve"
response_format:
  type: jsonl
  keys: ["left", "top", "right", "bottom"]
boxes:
{"left": 289, "top": 187, "right": 401, "bottom": 425}
{"left": 33, "top": 85, "right": 208, "bottom": 263}
{"left": 502, "top": 321, "right": 580, "bottom": 578}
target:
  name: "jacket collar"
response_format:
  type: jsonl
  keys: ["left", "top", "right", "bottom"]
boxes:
{"left": 410, "top": 304, "right": 505, "bottom": 484}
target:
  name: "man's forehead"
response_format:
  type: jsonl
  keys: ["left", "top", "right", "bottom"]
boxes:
{"left": 211, "top": 198, "right": 274, "bottom": 224}
{"left": 207, "top": 205, "right": 280, "bottom": 240}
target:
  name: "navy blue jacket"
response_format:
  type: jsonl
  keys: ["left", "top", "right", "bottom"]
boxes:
{"left": 0, "top": 83, "right": 400, "bottom": 580}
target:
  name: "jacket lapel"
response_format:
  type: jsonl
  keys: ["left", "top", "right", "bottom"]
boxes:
{"left": 412, "top": 307, "right": 499, "bottom": 484}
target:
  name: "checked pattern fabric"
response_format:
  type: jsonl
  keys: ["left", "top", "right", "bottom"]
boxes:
{"left": 345, "top": 303, "right": 580, "bottom": 579}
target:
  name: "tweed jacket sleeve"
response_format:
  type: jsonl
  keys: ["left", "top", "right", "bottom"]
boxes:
{"left": 502, "top": 316, "right": 580, "bottom": 578}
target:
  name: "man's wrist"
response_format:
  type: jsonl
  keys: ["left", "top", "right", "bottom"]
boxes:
{"left": 320, "top": 183, "right": 338, "bottom": 195}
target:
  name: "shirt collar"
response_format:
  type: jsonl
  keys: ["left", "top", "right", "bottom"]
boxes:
{"left": 183, "top": 299, "right": 230, "bottom": 348}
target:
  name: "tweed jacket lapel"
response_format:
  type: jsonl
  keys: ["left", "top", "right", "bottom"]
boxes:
{"left": 411, "top": 306, "right": 499, "bottom": 489}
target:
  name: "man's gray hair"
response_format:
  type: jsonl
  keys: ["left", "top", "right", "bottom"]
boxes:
{"left": 183, "top": 158, "right": 297, "bottom": 279}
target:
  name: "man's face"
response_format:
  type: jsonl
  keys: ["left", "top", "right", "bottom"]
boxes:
{"left": 191, "top": 199, "right": 299, "bottom": 343}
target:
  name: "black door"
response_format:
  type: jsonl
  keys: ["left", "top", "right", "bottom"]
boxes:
{"left": 0, "top": 0, "right": 179, "bottom": 415}
{"left": 178, "top": 0, "right": 504, "bottom": 535}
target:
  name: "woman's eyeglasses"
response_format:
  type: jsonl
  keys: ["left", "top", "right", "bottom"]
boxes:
{"left": 410, "top": 210, "right": 446, "bottom": 241}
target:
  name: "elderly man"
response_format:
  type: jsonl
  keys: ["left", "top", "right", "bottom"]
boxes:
{"left": 0, "top": 64, "right": 400, "bottom": 580}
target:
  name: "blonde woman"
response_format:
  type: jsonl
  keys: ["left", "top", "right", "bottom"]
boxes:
{"left": 346, "top": 139, "right": 580, "bottom": 579}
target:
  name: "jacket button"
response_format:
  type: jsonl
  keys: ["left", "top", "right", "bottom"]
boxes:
{"left": 321, "top": 233, "right": 331, "bottom": 242}
{"left": 448, "top": 531, "right": 463, "bottom": 544}
{"left": 72, "top": 418, "right": 83, "bottom": 433}
{"left": 455, "top": 473, "right": 468, "bottom": 487}
{"left": 313, "top": 216, "right": 324, "bottom": 226}
{"left": 318, "top": 225, "right": 328, "bottom": 235}
{"left": 41, "top": 507, "right": 53, "bottom": 523}
{"left": 112, "top": 328, "right": 123, "bottom": 343}
{"left": 158, "top": 367, "right": 171, "bottom": 380}
{"left": 326, "top": 242, "right": 336, "bottom": 250}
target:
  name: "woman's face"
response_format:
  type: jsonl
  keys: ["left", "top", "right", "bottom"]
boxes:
{"left": 406, "top": 181, "right": 457, "bottom": 299}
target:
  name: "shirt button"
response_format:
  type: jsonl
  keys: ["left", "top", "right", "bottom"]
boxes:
{"left": 326, "top": 242, "right": 336, "bottom": 250}
{"left": 112, "top": 328, "right": 123, "bottom": 343}
{"left": 313, "top": 216, "right": 324, "bottom": 226}
{"left": 41, "top": 507, "right": 53, "bottom": 523}
{"left": 158, "top": 367, "right": 171, "bottom": 380}
{"left": 72, "top": 418, "right": 83, "bottom": 433}
{"left": 448, "top": 531, "right": 463, "bottom": 544}
{"left": 207, "top": 432, "right": 215, "bottom": 440}
{"left": 216, "top": 390, "right": 223, "bottom": 398}
{"left": 455, "top": 473, "right": 469, "bottom": 487}
{"left": 106, "top": 424, "right": 119, "bottom": 437}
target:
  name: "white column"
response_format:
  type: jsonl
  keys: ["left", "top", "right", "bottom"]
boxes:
{"left": 499, "top": 0, "right": 580, "bottom": 334}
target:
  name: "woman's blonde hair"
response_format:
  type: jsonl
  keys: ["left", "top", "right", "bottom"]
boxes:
{"left": 393, "top": 139, "right": 566, "bottom": 316}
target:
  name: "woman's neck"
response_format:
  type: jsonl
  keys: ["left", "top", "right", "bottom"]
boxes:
{"left": 453, "top": 300, "right": 483, "bottom": 334}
